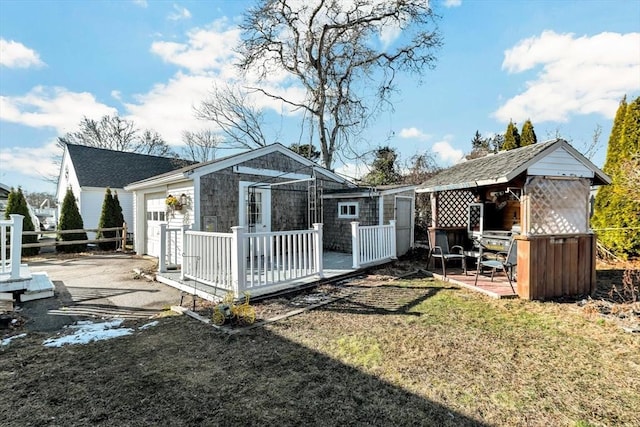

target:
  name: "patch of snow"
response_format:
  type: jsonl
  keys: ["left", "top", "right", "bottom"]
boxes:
{"left": 1, "top": 333, "right": 27, "bottom": 346}
{"left": 138, "top": 320, "right": 159, "bottom": 330}
{"left": 43, "top": 319, "right": 134, "bottom": 348}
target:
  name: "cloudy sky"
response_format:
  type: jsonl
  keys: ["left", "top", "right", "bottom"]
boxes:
{"left": 1, "top": 0, "right": 639, "bottom": 194}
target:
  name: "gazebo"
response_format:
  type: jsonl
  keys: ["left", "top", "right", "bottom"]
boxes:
{"left": 416, "top": 139, "right": 611, "bottom": 300}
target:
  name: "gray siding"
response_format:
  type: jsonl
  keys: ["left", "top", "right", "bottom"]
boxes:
{"left": 199, "top": 152, "right": 350, "bottom": 232}
{"left": 323, "top": 197, "right": 379, "bottom": 253}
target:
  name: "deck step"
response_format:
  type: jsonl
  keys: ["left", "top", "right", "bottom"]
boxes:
{"left": 19, "top": 272, "right": 56, "bottom": 302}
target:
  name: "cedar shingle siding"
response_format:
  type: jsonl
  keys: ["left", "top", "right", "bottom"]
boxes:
{"left": 199, "top": 152, "right": 349, "bottom": 233}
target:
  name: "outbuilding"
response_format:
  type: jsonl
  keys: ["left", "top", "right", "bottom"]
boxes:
{"left": 416, "top": 138, "right": 611, "bottom": 299}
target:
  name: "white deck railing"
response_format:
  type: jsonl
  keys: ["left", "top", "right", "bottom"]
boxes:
{"left": 244, "top": 226, "right": 323, "bottom": 291}
{"left": 159, "top": 221, "right": 398, "bottom": 297}
{"left": 0, "top": 214, "right": 24, "bottom": 280}
{"left": 161, "top": 223, "right": 324, "bottom": 297}
{"left": 351, "top": 220, "right": 397, "bottom": 268}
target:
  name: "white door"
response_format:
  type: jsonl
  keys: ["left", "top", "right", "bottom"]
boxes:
{"left": 145, "top": 193, "right": 167, "bottom": 257}
{"left": 395, "top": 197, "right": 413, "bottom": 256}
{"left": 238, "top": 182, "right": 271, "bottom": 233}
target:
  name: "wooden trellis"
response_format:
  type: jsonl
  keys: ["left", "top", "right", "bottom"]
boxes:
{"left": 435, "top": 190, "right": 475, "bottom": 228}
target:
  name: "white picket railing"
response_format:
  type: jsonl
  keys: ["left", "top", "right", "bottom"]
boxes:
{"left": 181, "top": 230, "right": 234, "bottom": 290}
{"left": 162, "top": 223, "right": 324, "bottom": 297}
{"left": 0, "top": 214, "right": 23, "bottom": 280}
{"left": 244, "top": 225, "right": 323, "bottom": 291}
{"left": 159, "top": 221, "right": 398, "bottom": 297}
{"left": 351, "top": 220, "right": 397, "bottom": 268}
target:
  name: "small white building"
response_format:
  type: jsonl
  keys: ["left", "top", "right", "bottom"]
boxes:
{"left": 56, "top": 144, "right": 192, "bottom": 238}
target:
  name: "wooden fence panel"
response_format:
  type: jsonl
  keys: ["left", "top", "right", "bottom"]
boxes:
{"left": 516, "top": 234, "right": 596, "bottom": 300}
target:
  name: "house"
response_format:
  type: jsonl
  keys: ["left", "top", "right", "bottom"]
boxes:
{"left": 56, "top": 144, "right": 193, "bottom": 238}
{"left": 416, "top": 138, "right": 611, "bottom": 300}
{"left": 124, "top": 143, "right": 414, "bottom": 299}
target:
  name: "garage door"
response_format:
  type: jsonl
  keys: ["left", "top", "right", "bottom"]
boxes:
{"left": 145, "top": 193, "right": 167, "bottom": 257}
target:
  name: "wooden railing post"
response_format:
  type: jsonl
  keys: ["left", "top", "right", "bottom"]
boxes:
{"left": 389, "top": 220, "right": 397, "bottom": 259}
{"left": 313, "top": 223, "right": 324, "bottom": 278}
{"left": 231, "top": 226, "right": 246, "bottom": 298}
{"left": 159, "top": 223, "right": 167, "bottom": 273}
{"left": 121, "top": 222, "right": 127, "bottom": 251}
{"left": 10, "top": 214, "right": 23, "bottom": 280}
{"left": 351, "top": 221, "right": 360, "bottom": 269}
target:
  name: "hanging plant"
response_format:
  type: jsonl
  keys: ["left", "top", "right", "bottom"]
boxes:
{"left": 165, "top": 195, "right": 182, "bottom": 210}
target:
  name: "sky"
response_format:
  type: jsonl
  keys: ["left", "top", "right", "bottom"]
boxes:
{"left": 1, "top": 0, "right": 639, "bottom": 195}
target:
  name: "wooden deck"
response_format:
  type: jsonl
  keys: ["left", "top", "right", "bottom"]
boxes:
{"left": 428, "top": 266, "right": 518, "bottom": 299}
{"left": 157, "top": 251, "right": 359, "bottom": 301}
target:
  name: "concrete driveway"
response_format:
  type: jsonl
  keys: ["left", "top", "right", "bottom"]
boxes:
{"left": 18, "top": 253, "right": 182, "bottom": 332}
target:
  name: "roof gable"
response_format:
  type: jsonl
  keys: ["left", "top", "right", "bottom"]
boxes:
{"left": 417, "top": 139, "right": 610, "bottom": 193}
{"left": 126, "top": 143, "right": 355, "bottom": 190}
{"left": 65, "top": 144, "right": 194, "bottom": 189}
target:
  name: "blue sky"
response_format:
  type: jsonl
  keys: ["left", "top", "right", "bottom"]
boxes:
{"left": 1, "top": 0, "right": 639, "bottom": 194}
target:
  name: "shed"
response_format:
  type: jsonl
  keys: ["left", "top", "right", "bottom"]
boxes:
{"left": 416, "top": 138, "right": 611, "bottom": 300}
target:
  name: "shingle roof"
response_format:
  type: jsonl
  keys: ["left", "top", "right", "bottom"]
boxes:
{"left": 66, "top": 144, "right": 195, "bottom": 188}
{"left": 417, "top": 139, "right": 609, "bottom": 193}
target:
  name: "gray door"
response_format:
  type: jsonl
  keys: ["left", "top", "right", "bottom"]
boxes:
{"left": 395, "top": 197, "right": 413, "bottom": 256}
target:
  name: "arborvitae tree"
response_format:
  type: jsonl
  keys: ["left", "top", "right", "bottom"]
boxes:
{"left": 592, "top": 95, "right": 640, "bottom": 257}
{"left": 97, "top": 188, "right": 119, "bottom": 250}
{"left": 362, "top": 146, "right": 401, "bottom": 186}
{"left": 520, "top": 119, "right": 537, "bottom": 147}
{"left": 503, "top": 120, "right": 520, "bottom": 151}
{"left": 113, "top": 191, "right": 125, "bottom": 229}
{"left": 4, "top": 188, "right": 39, "bottom": 256}
{"left": 57, "top": 188, "right": 87, "bottom": 253}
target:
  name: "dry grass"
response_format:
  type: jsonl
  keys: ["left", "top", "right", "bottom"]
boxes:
{"left": 1, "top": 275, "right": 639, "bottom": 426}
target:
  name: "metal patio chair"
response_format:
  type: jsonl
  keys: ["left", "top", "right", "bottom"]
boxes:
{"left": 428, "top": 230, "right": 466, "bottom": 277}
{"left": 474, "top": 238, "right": 517, "bottom": 292}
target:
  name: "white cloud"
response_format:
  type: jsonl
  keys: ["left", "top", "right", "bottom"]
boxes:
{"left": 443, "top": 0, "right": 462, "bottom": 7}
{"left": 432, "top": 137, "right": 464, "bottom": 165}
{"left": 494, "top": 31, "right": 640, "bottom": 123}
{"left": 0, "top": 86, "right": 116, "bottom": 133}
{"left": 168, "top": 4, "right": 191, "bottom": 21}
{"left": 0, "top": 140, "right": 60, "bottom": 181}
{"left": 150, "top": 19, "right": 241, "bottom": 73}
{"left": 123, "top": 73, "right": 215, "bottom": 144}
{"left": 399, "top": 127, "right": 431, "bottom": 141}
{"left": 0, "top": 38, "right": 45, "bottom": 68}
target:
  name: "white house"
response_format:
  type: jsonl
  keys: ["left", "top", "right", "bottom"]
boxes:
{"left": 56, "top": 144, "right": 193, "bottom": 238}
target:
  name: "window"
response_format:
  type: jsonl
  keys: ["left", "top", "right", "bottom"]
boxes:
{"left": 338, "top": 202, "right": 359, "bottom": 219}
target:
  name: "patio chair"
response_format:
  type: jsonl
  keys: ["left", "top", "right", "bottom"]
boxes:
{"left": 428, "top": 230, "right": 466, "bottom": 277}
{"left": 474, "top": 238, "right": 517, "bottom": 292}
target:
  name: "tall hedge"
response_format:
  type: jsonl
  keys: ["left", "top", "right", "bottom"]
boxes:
{"left": 592, "top": 95, "right": 640, "bottom": 258}
{"left": 57, "top": 188, "right": 87, "bottom": 253}
{"left": 4, "top": 187, "right": 39, "bottom": 256}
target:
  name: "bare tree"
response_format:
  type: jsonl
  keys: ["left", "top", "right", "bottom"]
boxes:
{"left": 58, "top": 114, "right": 173, "bottom": 157}
{"left": 238, "top": 0, "right": 442, "bottom": 169}
{"left": 181, "top": 130, "right": 221, "bottom": 162}
{"left": 195, "top": 84, "right": 268, "bottom": 149}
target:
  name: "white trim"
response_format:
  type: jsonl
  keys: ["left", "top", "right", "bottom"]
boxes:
{"left": 238, "top": 181, "right": 271, "bottom": 232}
{"left": 193, "top": 174, "right": 201, "bottom": 231}
{"left": 338, "top": 202, "right": 359, "bottom": 219}
{"left": 125, "top": 173, "right": 189, "bottom": 190}
{"left": 126, "top": 144, "right": 355, "bottom": 191}
{"left": 323, "top": 192, "right": 376, "bottom": 199}
{"left": 233, "top": 166, "right": 311, "bottom": 180}
{"left": 378, "top": 195, "right": 384, "bottom": 225}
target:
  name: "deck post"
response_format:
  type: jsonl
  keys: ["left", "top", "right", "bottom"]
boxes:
{"left": 9, "top": 214, "right": 23, "bottom": 280}
{"left": 351, "top": 221, "right": 360, "bottom": 269}
{"left": 313, "top": 223, "right": 324, "bottom": 278}
{"left": 389, "top": 220, "right": 397, "bottom": 260}
{"left": 180, "top": 225, "right": 190, "bottom": 280}
{"left": 231, "top": 226, "right": 246, "bottom": 297}
{"left": 158, "top": 223, "right": 167, "bottom": 273}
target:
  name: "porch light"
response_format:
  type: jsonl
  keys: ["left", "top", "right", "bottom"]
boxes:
{"left": 180, "top": 193, "right": 188, "bottom": 207}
